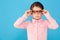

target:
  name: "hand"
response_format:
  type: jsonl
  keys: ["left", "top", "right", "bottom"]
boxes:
{"left": 42, "top": 10, "right": 49, "bottom": 14}
{"left": 25, "top": 10, "right": 32, "bottom": 16}
{"left": 42, "top": 10, "right": 50, "bottom": 16}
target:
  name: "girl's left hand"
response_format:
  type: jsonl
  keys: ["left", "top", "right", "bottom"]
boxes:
{"left": 42, "top": 10, "right": 49, "bottom": 14}
{"left": 42, "top": 10, "right": 50, "bottom": 16}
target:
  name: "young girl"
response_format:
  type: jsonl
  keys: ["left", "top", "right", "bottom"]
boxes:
{"left": 14, "top": 2, "right": 58, "bottom": 40}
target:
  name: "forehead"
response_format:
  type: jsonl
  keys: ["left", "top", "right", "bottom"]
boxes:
{"left": 32, "top": 6, "right": 42, "bottom": 11}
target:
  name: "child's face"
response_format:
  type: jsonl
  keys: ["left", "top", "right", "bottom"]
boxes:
{"left": 31, "top": 6, "right": 43, "bottom": 20}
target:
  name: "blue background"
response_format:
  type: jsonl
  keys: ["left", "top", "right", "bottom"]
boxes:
{"left": 0, "top": 0, "right": 60, "bottom": 40}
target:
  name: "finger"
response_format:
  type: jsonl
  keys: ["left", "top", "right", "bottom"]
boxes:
{"left": 42, "top": 10, "right": 47, "bottom": 14}
{"left": 26, "top": 10, "right": 32, "bottom": 13}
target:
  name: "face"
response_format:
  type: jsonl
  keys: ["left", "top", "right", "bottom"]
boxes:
{"left": 31, "top": 6, "right": 43, "bottom": 20}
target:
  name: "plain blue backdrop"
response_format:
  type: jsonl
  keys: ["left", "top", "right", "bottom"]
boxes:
{"left": 0, "top": 0, "right": 60, "bottom": 40}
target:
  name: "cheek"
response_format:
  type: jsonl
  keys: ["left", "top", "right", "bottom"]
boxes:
{"left": 32, "top": 15, "right": 35, "bottom": 17}
{"left": 39, "top": 13, "right": 43, "bottom": 16}
{"left": 31, "top": 14, "right": 36, "bottom": 18}
{"left": 37, "top": 14, "right": 43, "bottom": 17}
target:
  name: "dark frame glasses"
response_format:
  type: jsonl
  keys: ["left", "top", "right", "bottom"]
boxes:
{"left": 31, "top": 10, "right": 43, "bottom": 14}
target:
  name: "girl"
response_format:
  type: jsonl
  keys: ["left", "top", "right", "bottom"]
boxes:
{"left": 14, "top": 2, "right": 58, "bottom": 40}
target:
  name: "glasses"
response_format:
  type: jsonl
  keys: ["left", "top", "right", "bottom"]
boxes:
{"left": 31, "top": 10, "right": 43, "bottom": 14}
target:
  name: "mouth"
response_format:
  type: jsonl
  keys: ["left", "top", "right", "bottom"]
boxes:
{"left": 36, "top": 16, "right": 39, "bottom": 17}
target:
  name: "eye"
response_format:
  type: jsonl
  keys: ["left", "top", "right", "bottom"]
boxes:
{"left": 32, "top": 11, "right": 35, "bottom": 13}
{"left": 39, "top": 10, "right": 43, "bottom": 12}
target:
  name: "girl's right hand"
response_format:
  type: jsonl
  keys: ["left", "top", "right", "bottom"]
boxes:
{"left": 25, "top": 10, "right": 32, "bottom": 16}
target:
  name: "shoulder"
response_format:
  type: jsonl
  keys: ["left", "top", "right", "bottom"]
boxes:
{"left": 42, "top": 19, "right": 48, "bottom": 24}
{"left": 24, "top": 20, "right": 31, "bottom": 24}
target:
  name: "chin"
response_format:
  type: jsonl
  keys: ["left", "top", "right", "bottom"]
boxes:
{"left": 35, "top": 18, "right": 40, "bottom": 20}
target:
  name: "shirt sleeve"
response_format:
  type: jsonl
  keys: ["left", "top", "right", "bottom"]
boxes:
{"left": 14, "top": 13, "right": 29, "bottom": 29}
{"left": 44, "top": 13, "right": 58, "bottom": 29}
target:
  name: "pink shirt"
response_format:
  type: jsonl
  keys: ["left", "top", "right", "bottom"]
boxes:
{"left": 14, "top": 13, "right": 58, "bottom": 40}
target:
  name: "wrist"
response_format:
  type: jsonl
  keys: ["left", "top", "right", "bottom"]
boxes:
{"left": 22, "top": 13, "right": 28, "bottom": 19}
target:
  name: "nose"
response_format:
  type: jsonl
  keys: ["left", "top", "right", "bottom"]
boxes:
{"left": 35, "top": 13, "right": 41, "bottom": 15}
